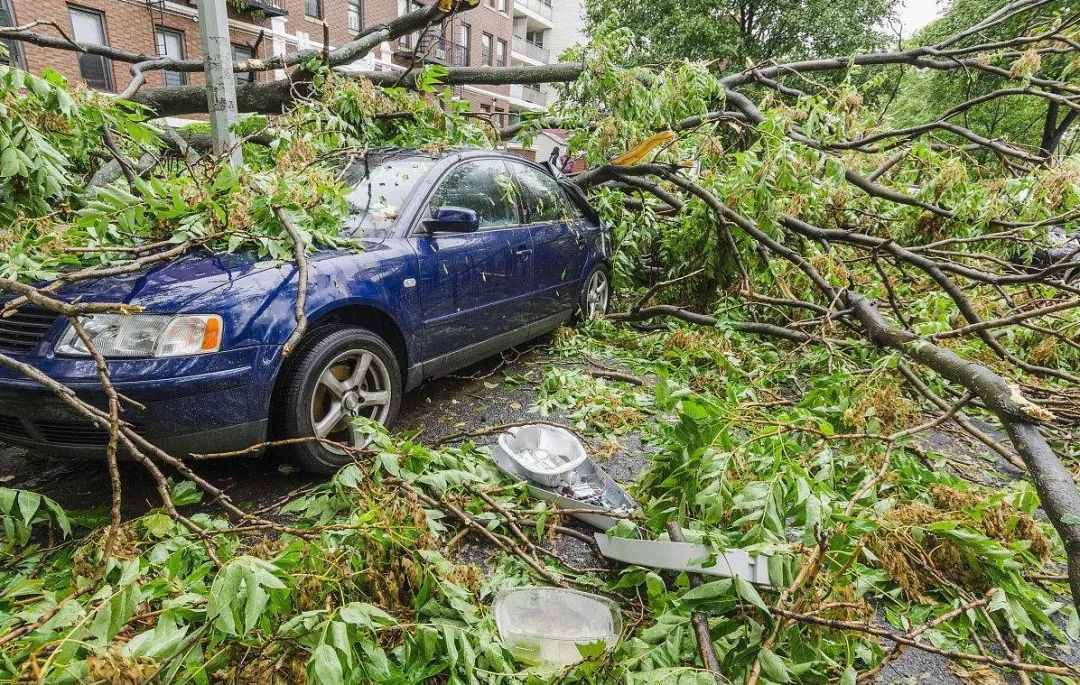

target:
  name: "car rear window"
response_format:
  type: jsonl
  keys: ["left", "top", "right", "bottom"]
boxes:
{"left": 341, "top": 156, "right": 434, "bottom": 236}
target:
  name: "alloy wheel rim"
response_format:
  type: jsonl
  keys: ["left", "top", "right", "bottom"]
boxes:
{"left": 585, "top": 270, "right": 609, "bottom": 319}
{"left": 309, "top": 349, "right": 392, "bottom": 455}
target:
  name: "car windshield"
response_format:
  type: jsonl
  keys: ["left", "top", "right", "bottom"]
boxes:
{"left": 341, "top": 156, "right": 435, "bottom": 237}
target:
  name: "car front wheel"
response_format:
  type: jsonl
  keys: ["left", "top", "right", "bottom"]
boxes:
{"left": 578, "top": 265, "right": 610, "bottom": 320}
{"left": 275, "top": 326, "right": 401, "bottom": 474}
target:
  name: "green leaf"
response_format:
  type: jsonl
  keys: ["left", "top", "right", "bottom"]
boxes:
{"left": 575, "top": 639, "right": 608, "bottom": 658}
{"left": 144, "top": 513, "right": 173, "bottom": 538}
{"left": 125, "top": 617, "right": 189, "bottom": 659}
{"left": 645, "top": 571, "right": 666, "bottom": 598}
{"left": 0, "top": 147, "right": 18, "bottom": 177}
{"left": 207, "top": 556, "right": 288, "bottom": 636}
{"left": 735, "top": 575, "right": 768, "bottom": 613}
{"left": 170, "top": 480, "right": 203, "bottom": 507}
{"left": 839, "top": 665, "right": 856, "bottom": 685}
{"left": 361, "top": 642, "right": 392, "bottom": 680}
{"left": 1067, "top": 608, "right": 1080, "bottom": 641}
{"left": 758, "top": 648, "right": 790, "bottom": 683}
{"left": 311, "top": 644, "right": 343, "bottom": 685}
{"left": 17, "top": 490, "right": 40, "bottom": 525}
{"left": 682, "top": 578, "right": 733, "bottom": 602}
{"left": 339, "top": 602, "right": 395, "bottom": 629}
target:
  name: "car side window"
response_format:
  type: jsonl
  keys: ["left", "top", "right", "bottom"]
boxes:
{"left": 428, "top": 160, "right": 520, "bottom": 230}
{"left": 508, "top": 163, "right": 578, "bottom": 223}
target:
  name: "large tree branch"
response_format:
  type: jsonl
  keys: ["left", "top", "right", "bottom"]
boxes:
{"left": 369, "top": 61, "right": 584, "bottom": 89}
{"left": 2, "top": 1, "right": 583, "bottom": 117}
{"left": 724, "top": 6, "right": 1080, "bottom": 94}
{"left": 130, "top": 62, "right": 584, "bottom": 117}
{"left": 4, "top": 2, "right": 578, "bottom": 117}
{"left": 844, "top": 292, "right": 1080, "bottom": 610}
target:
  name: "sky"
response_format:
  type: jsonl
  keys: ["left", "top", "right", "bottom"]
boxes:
{"left": 895, "top": 0, "right": 946, "bottom": 36}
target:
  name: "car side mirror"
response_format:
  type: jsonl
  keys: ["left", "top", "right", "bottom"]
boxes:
{"left": 424, "top": 206, "right": 480, "bottom": 233}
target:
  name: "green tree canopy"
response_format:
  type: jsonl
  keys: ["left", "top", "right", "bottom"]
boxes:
{"left": 583, "top": 0, "right": 899, "bottom": 67}
{"left": 888, "top": 0, "right": 1078, "bottom": 156}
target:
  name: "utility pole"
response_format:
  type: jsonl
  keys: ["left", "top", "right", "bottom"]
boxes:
{"left": 195, "top": 0, "right": 243, "bottom": 165}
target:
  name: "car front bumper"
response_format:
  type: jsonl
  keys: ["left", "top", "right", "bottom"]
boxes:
{"left": 0, "top": 345, "right": 281, "bottom": 459}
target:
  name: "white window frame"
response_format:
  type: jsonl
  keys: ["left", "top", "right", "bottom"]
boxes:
{"left": 68, "top": 6, "right": 113, "bottom": 92}
{"left": 155, "top": 28, "right": 186, "bottom": 86}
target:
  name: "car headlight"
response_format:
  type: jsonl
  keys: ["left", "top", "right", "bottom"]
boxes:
{"left": 55, "top": 314, "right": 223, "bottom": 358}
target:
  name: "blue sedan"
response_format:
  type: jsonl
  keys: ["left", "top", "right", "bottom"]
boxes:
{"left": 0, "top": 150, "right": 611, "bottom": 473}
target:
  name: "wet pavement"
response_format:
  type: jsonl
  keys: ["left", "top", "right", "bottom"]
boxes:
{"left": 0, "top": 345, "right": 569, "bottom": 518}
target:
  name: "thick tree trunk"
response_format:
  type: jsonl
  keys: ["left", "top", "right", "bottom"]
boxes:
{"left": 1040, "top": 104, "right": 1078, "bottom": 158}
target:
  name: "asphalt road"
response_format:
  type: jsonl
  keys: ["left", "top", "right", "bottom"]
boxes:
{"left": 0, "top": 346, "right": 571, "bottom": 518}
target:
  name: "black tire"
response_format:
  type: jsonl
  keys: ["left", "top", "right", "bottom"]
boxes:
{"left": 575, "top": 264, "right": 611, "bottom": 322}
{"left": 273, "top": 325, "right": 401, "bottom": 474}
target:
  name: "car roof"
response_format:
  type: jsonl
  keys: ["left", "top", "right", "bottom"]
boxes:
{"left": 365, "top": 146, "right": 549, "bottom": 168}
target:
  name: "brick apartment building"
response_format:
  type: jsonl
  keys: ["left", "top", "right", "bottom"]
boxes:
{"left": 0, "top": 0, "right": 583, "bottom": 154}
{"left": 0, "top": 0, "right": 285, "bottom": 92}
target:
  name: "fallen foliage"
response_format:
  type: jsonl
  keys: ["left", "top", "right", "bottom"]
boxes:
{"left": 0, "top": 0, "right": 1079, "bottom": 682}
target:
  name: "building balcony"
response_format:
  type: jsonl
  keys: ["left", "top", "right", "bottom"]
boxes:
{"left": 422, "top": 35, "right": 467, "bottom": 66}
{"left": 394, "top": 35, "right": 467, "bottom": 67}
{"left": 511, "top": 83, "right": 547, "bottom": 107}
{"left": 513, "top": 0, "right": 554, "bottom": 24}
{"left": 512, "top": 35, "right": 549, "bottom": 63}
{"left": 231, "top": 0, "right": 289, "bottom": 17}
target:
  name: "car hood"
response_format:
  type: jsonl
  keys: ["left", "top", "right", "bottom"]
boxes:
{"left": 66, "top": 247, "right": 389, "bottom": 310}
{"left": 52, "top": 250, "right": 285, "bottom": 311}
{"left": 50, "top": 235, "right": 400, "bottom": 311}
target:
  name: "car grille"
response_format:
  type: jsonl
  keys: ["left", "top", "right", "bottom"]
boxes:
{"left": 0, "top": 414, "right": 113, "bottom": 447}
{"left": 0, "top": 306, "right": 60, "bottom": 353}
{"left": 35, "top": 420, "right": 111, "bottom": 446}
{"left": 0, "top": 414, "right": 31, "bottom": 441}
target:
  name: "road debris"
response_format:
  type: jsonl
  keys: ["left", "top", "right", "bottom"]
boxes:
{"left": 494, "top": 586, "right": 621, "bottom": 667}
{"left": 594, "top": 534, "right": 773, "bottom": 586}
{"left": 492, "top": 424, "right": 639, "bottom": 530}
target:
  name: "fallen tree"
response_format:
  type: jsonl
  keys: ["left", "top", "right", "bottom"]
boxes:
{"left": 1, "top": 0, "right": 1079, "bottom": 681}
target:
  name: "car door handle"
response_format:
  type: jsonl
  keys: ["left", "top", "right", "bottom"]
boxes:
{"left": 514, "top": 245, "right": 533, "bottom": 256}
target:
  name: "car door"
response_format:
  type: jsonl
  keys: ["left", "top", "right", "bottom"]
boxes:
{"left": 507, "top": 161, "right": 587, "bottom": 322}
{"left": 412, "top": 158, "right": 535, "bottom": 363}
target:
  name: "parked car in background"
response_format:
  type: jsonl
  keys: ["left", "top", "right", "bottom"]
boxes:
{"left": 1027, "top": 225, "right": 1079, "bottom": 282}
{"left": 0, "top": 149, "right": 611, "bottom": 473}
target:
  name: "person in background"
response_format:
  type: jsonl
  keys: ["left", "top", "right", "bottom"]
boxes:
{"left": 548, "top": 146, "right": 575, "bottom": 174}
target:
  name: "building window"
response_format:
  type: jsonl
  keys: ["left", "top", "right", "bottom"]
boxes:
{"left": 155, "top": 28, "right": 186, "bottom": 86}
{"left": 305, "top": 0, "right": 322, "bottom": 19}
{"left": 347, "top": 0, "right": 362, "bottom": 32}
{"left": 232, "top": 44, "right": 254, "bottom": 87}
{"left": 69, "top": 6, "right": 112, "bottom": 91}
{"left": 498, "top": 0, "right": 507, "bottom": 11}
{"left": 481, "top": 32, "right": 492, "bottom": 66}
{"left": 495, "top": 38, "right": 506, "bottom": 67}
{"left": 0, "top": 0, "right": 21, "bottom": 67}
{"left": 397, "top": 0, "right": 422, "bottom": 48}
{"left": 459, "top": 23, "right": 470, "bottom": 66}
{"left": 486, "top": 0, "right": 495, "bottom": 8}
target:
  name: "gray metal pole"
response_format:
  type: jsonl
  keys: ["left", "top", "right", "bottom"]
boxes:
{"left": 195, "top": 0, "right": 242, "bottom": 165}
